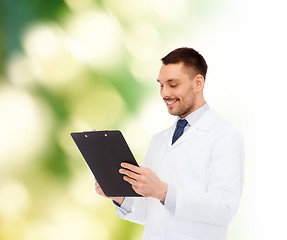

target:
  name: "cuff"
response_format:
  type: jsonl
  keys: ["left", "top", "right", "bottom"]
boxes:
{"left": 164, "top": 184, "right": 176, "bottom": 216}
{"left": 121, "top": 197, "right": 133, "bottom": 213}
{"left": 113, "top": 197, "right": 133, "bottom": 216}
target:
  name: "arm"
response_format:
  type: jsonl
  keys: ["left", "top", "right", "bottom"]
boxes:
{"left": 168, "top": 127, "right": 244, "bottom": 225}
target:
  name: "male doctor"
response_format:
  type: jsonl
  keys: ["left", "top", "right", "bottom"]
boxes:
{"left": 95, "top": 47, "right": 244, "bottom": 240}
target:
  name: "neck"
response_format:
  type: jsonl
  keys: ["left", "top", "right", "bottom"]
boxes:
{"left": 193, "top": 98, "right": 206, "bottom": 112}
{"left": 192, "top": 96, "right": 206, "bottom": 112}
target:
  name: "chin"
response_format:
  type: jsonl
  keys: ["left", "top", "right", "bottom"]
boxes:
{"left": 168, "top": 109, "right": 180, "bottom": 117}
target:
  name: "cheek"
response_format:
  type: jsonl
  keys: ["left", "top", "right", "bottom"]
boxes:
{"left": 180, "top": 89, "right": 195, "bottom": 103}
{"left": 176, "top": 89, "right": 189, "bottom": 100}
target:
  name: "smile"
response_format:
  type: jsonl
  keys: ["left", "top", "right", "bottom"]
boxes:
{"left": 164, "top": 99, "right": 178, "bottom": 106}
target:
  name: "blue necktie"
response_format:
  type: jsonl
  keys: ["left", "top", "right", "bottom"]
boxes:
{"left": 172, "top": 119, "right": 188, "bottom": 145}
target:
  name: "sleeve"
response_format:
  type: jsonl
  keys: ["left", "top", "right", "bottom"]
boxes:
{"left": 163, "top": 184, "right": 177, "bottom": 215}
{"left": 115, "top": 197, "right": 148, "bottom": 225}
{"left": 170, "top": 127, "right": 245, "bottom": 225}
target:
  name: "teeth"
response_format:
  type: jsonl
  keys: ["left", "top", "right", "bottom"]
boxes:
{"left": 165, "top": 100, "right": 177, "bottom": 105}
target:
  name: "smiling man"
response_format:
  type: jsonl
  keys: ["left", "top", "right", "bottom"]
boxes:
{"left": 95, "top": 47, "right": 244, "bottom": 240}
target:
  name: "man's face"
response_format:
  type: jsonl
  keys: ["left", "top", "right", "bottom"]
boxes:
{"left": 157, "top": 63, "right": 197, "bottom": 118}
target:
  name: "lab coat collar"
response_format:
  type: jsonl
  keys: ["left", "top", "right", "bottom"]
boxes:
{"left": 163, "top": 109, "right": 218, "bottom": 146}
{"left": 192, "top": 108, "right": 218, "bottom": 131}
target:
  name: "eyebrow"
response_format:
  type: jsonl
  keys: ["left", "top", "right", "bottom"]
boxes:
{"left": 157, "top": 78, "right": 179, "bottom": 83}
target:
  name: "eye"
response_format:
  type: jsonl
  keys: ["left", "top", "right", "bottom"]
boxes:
{"left": 170, "top": 84, "right": 178, "bottom": 88}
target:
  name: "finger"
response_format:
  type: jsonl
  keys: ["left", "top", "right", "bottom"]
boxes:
{"left": 95, "top": 185, "right": 101, "bottom": 193}
{"left": 95, "top": 179, "right": 100, "bottom": 186}
{"left": 119, "top": 168, "right": 139, "bottom": 180}
{"left": 123, "top": 175, "right": 138, "bottom": 187}
{"left": 121, "top": 163, "right": 141, "bottom": 174}
{"left": 95, "top": 181, "right": 100, "bottom": 188}
{"left": 95, "top": 185, "right": 101, "bottom": 192}
{"left": 96, "top": 186, "right": 106, "bottom": 197}
{"left": 95, "top": 187, "right": 102, "bottom": 194}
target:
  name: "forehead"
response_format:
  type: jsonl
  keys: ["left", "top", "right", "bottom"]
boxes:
{"left": 157, "top": 63, "right": 192, "bottom": 83}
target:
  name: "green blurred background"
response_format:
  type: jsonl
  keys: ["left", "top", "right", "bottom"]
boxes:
{"left": 1, "top": 0, "right": 287, "bottom": 239}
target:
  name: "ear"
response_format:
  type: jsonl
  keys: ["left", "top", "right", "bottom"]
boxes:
{"left": 194, "top": 74, "right": 205, "bottom": 92}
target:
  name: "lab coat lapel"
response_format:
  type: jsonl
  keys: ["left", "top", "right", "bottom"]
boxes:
{"left": 173, "top": 127, "right": 198, "bottom": 145}
{"left": 163, "top": 121, "right": 177, "bottom": 147}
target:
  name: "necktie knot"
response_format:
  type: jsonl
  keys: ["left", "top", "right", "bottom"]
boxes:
{"left": 172, "top": 119, "right": 188, "bottom": 145}
{"left": 177, "top": 119, "right": 188, "bottom": 128}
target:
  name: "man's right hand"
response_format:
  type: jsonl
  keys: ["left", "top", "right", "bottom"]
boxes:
{"left": 94, "top": 179, "right": 125, "bottom": 206}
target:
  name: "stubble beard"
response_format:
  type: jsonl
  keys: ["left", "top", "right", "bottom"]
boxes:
{"left": 168, "top": 99, "right": 195, "bottom": 118}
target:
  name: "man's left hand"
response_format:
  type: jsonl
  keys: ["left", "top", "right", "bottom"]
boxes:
{"left": 119, "top": 163, "right": 167, "bottom": 202}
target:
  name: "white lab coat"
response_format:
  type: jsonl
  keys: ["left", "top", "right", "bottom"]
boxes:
{"left": 115, "top": 109, "right": 244, "bottom": 240}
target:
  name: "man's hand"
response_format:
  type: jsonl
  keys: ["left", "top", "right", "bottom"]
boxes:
{"left": 94, "top": 179, "right": 124, "bottom": 206}
{"left": 119, "top": 163, "right": 167, "bottom": 202}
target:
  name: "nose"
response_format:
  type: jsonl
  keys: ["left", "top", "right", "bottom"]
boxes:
{"left": 160, "top": 86, "right": 171, "bottom": 99}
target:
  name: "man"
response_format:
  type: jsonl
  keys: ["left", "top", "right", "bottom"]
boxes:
{"left": 95, "top": 47, "right": 244, "bottom": 240}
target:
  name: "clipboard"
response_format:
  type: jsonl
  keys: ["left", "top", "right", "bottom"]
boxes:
{"left": 71, "top": 130, "right": 142, "bottom": 197}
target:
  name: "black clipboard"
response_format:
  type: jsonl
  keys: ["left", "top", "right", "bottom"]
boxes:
{"left": 71, "top": 130, "right": 141, "bottom": 197}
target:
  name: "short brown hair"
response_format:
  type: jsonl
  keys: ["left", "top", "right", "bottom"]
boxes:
{"left": 161, "top": 47, "right": 208, "bottom": 79}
